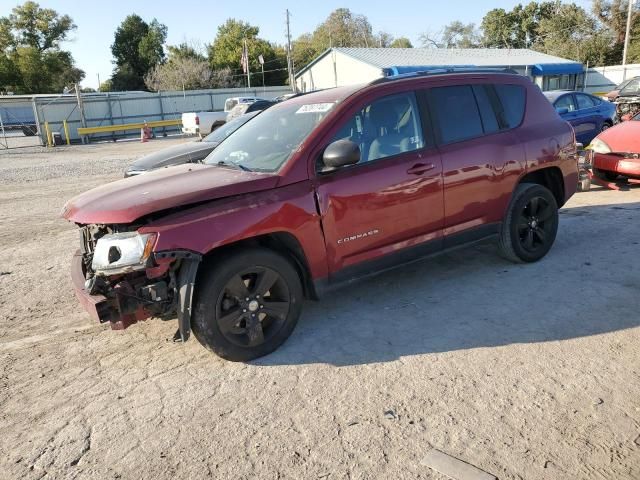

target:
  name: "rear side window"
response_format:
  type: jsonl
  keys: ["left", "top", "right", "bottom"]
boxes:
{"left": 576, "top": 94, "right": 595, "bottom": 109}
{"left": 494, "top": 85, "right": 526, "bottom": 128}
{"left": 472, "top": 85, "right": 500, "bottom": 134}
{"left": 430, "top": 86, "right": 483, "bottom": 143}
{"left": 555, "top": 94, "right": 575, "bottom": 112}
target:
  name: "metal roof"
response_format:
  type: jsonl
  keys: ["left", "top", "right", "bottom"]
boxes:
{"left": 295, "top": 48, "right": 582, "bottom": 77}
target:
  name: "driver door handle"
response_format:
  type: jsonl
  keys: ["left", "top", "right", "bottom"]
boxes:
{"left": 407, "top": 163, "right": 436, "bottom": 175}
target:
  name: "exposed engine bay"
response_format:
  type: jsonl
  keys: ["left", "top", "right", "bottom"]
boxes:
{"left": 614, "top": 96, "right": 640, "bottom": 120}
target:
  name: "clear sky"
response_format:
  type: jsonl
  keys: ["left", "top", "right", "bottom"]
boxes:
{"left": 3, "top": 0, "right": 594, "bottom": 89}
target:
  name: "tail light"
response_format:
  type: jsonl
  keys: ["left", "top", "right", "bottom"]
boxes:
{"left": 195, "top": 116, "right": 200, "bottom": 126}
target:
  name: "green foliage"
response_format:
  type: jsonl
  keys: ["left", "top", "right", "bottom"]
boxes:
{"left": 593, "top": 0, "right": 640, "bottom": 63}
{"left": 207, "top": 19, "right": 287, "bottom": 87}
{"left": 0, "top": 1, "right": 83, "bottom": 93}
{"left": 98, "top": 80, "right": 113, "bottom": 92}
{"left": 110, "top": 14, "right": 167, "bottom": 91}
{"left": 534, "top": 2, "right": 609, "bottom": 65}
{"left": 481, "top": 2, "right": 554, "bottom": 48}
{"left": 291, "top": 8, "right": 392, "bottom": 70}
{"left": 475, "top": 1, "right": 636, "bottom": 66}
{"left": 390, "top": 37, "right": 413, "bottom": 48}
{"left": 10, "top": 1, "right": 75, "bottom": 51}
{"left": 442, "top": 22, "right": 481, "bottom": 48}
{"left": 167, "top": 42, "right": 206, "bottom": 62}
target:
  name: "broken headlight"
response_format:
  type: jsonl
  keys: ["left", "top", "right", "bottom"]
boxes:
{"left": 91, "top": 232, "right": 156, "bottom": 275}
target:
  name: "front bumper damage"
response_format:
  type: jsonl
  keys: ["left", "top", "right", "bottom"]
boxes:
{"left": 593, "top": 152, "right": 640, "bottom": 179}
{"left": 71, "top": 249, "right": 201, "bottom": 341}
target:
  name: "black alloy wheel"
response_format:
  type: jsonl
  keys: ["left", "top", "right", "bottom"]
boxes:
{"left": 516, "top": 195, "right": 555, "bottom": 254}
{"left": 498, "top": 183, "right": 559, "bottom": 263}
{"left": 192, "top": 248, "right": 303, "bottom": 361}
{"left": 216, "top": 266, "right": 290, "bottom": 348}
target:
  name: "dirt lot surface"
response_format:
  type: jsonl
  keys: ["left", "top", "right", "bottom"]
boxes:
{"left": 1, "top": 138, "right": 639, "bottom": 480}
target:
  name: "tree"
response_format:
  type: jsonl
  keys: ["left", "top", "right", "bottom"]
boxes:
{"left": 534, "top": 2, "right": 609, "bottom": 64}
{"left": 593, "top": 0, "right": 640, "bottom": 63}
{"left": 98, "top": 79, "right": 112, "bottom": 92}
{"left": 0, "top": 2, "right": 83, "bottom": 93}
{"left": 420, "top": 22, "right": 481, "bottom": 48}
{"left": 312, "top": 8, "right": 376, "bottom": 48}
{"left": 207, "top": 19, "right": 287, "bottom": 86}
{"left": 291, "top": 33, "right": 318, "bottom": 72}
{"left": 110, "top": 14, "right": 167, "bottom": 91}
{"left": 167, "top": 41, "right": 206, "bottom": 62}
{"left": 375, "top": 31, "right": 394, "bottom": 48}
{"left": 144, "top": 45, "right": 241, "bottom": 91}
{"left": 390, "top": 37, "right": 413, "bottom": 48}
{"left": 292, "top": 8, "right": 394, "bottom": 70}
{"left": 442, "top": 21, "right": 482, "bottom": 48}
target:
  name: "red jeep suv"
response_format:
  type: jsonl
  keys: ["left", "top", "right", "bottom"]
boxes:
{"left": 62, "top": 70, "right": 578, "bottom": 361}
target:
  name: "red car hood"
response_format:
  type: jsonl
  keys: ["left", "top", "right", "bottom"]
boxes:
{"left": 597, "top": 121, "right": 640, "bottom": 153}
{"left": 62, "top": 163, "right": 279, "bottom": 224}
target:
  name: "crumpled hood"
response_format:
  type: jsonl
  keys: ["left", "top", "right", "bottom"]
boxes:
{"left": 597, "top": 121, "right": 640, "bottom": 152}
{"left": 62, "top": 163, "right": 278, "bottom": 224}
{"left": 127, "top": 141, "right": 218, "bottom": 172}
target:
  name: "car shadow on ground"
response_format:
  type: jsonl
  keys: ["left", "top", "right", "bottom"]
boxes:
{"left": 256, "top": 200, "right": 640, "bottom": 367}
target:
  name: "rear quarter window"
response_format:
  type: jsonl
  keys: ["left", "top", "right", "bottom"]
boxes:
{"left": 495, "top": 84, "right": 526, "bottom": 128}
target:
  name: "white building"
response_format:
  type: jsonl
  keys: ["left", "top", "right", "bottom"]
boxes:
{"left": 295, "top": 47, "right": 585, "bottom": 92}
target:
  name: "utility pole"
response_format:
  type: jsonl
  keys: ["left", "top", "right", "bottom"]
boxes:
{"left": 286, "top": 9, "right": 296, "bottom": 92}
{"left": 244, "top": 38, "right": 251, "bottom": 89}
{"left": 622, "top": 0, "right": 635, "bottom": 68}
{"left": 75, "top": 83, "right": 87, "bottom": 144}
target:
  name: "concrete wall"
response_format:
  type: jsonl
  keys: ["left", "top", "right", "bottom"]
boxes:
{"left": 583, "top": 64, "right": 640, "bottom": 95}
{"left": 296, "top": 51, "right": 383, "bottom": 91}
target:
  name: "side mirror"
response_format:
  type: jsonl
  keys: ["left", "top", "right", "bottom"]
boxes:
{"left": 556, "top": 107, "right": 569, "bottom": 115}
{"left": 322, "top": 139, "right": 360, "bottom": 170}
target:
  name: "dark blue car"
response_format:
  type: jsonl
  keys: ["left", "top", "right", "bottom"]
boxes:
{"left": 544, "top": 90, "right": 617, "bottom": 145}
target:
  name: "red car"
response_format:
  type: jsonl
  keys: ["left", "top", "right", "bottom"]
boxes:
{"left": 591, "top": 112, "right": 640, "bottom": 181}
{"left": 62, "top": 70, "right": 578, "bottom": 361}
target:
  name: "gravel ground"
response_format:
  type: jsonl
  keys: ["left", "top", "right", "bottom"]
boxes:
{"left": 0, "top": 139, "right": 639, "bottom": 480}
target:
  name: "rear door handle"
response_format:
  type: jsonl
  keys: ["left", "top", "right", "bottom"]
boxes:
{"left": 407, "top": 163, "right": 436, "bottom": 175}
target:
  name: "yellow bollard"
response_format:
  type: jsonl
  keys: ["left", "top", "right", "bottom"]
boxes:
{"left": 63, "top": 120, "right": 71, "bottom": 145}
{"left": 44, "top": 122, "right": 53, "bottom": 147}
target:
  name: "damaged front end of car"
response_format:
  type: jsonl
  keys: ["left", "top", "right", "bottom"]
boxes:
{"left": 72, "top": 224, "right": 200, "bottom": 342}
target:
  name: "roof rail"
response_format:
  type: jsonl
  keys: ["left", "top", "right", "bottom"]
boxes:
{"left": 369, "top": 66, "right": 519, "bottom": 86}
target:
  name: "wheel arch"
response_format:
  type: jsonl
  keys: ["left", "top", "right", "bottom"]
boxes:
{"left": 517, "top": 166, "right": 565, "bottom": 207}
{"left": 198, "top": 231, "right": 318, "bottom": 300}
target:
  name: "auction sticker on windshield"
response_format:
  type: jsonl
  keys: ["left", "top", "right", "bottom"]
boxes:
{"left": 296, "top": 103, "right": 334, "bottom": 114}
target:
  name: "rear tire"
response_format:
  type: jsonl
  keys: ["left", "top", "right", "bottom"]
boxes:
{"left": 498, "top": 183, "right": 559, "bottom": 263}
{"left": 192, "top": 248, "right": 303, "bottom": 362}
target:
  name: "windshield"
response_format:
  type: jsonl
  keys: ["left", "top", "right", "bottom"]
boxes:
{"left": 616, "top": 78, "right": 633, "bottom": 90}
{"left": 633, "top": 112, "right": 640, "bottom": 121}
{"left": 204, "top": 101, "right": 335, "bottom": 172}
{"left": 202, "top": 111, "right": 258, "bottom": 143}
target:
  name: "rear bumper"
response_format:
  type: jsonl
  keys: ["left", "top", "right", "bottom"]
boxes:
{"left": 71, "top": 252, "right": 151, "bottom": 330}
{"left": 593, "top": 152, "right": 640, "bottom": 178}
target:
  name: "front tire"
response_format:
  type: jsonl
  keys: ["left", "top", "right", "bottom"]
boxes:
{"left": 192, "top": 248, "right": 303, "bottom": 362}
{"left": 498, "top": 183, "right": 559, "bottom": 263}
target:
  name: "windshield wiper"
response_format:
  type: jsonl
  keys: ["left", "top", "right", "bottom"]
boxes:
{"left": 216, "top": 160, "right": 252, "bottom": 172}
